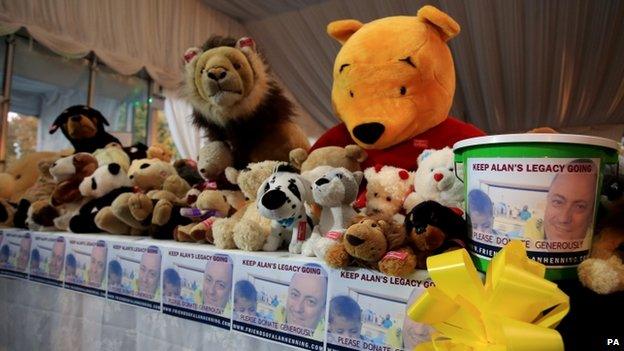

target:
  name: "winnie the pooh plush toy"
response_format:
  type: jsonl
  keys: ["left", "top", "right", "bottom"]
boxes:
{"left": 312, "top": 6, "right": 485, "bottom": 170}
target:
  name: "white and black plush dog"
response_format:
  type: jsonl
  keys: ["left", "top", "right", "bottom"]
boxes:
{"left": 302, "top": 168, "right": 362, "bottom": 258}
{"left": 256, "top": 164, "right": 313, "bottom": 253}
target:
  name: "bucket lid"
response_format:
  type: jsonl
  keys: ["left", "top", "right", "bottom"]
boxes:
{"left": 454, "top": 133, "right": 621, "bottom": 152}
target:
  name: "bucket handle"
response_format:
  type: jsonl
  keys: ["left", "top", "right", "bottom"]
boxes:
{"left": 454, "top": 161, "right": 464, "bottom": 183}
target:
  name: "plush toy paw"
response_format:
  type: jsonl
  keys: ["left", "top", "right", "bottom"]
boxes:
{"left": 314, "top": 235, "right": 341, "bottom": 260}
{"left": 234, "top": 220, "right": 266, "bottom": 251}
{"left": 578, "top": 256, "right": 624, "bottom": 294}
{"left": 289, "top": 240, "right": 304, "bottom": 254}
{"left": 174, "top": 223, "right": 195, "bottom": 242}
{"left": 128, "top": 193, "right": 154, "bottom": 221}
{"left": 95, "top": 207, "right": 132, "bottom": 235}
{"left": 0, "top": 199, "right": 16, "bottom": 227}
{"left": 152, "top": 199, "right": 173, "bottom": 226}
{"left": 212, "top": 218, "right": 237, "bottom": 249}
{"left": 378, "top": 247, "right": 418, "bottom": 277}
{"left": 325, "top": 243, "right": 351, "bottom": 268}
{"left": 301, "top": 232, "right": 321, "bottom": 257}
{"left": 263, "top": 234, "right": 283, "bottom": 252}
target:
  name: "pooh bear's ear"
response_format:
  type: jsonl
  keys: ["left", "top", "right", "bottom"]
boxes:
{"left": 416, "top": 5, "right": 460, "bottom": 42}
{"left": 327, "top": 19, "right": 364, "bottom": 45}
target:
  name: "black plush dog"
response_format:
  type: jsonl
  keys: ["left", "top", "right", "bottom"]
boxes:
{"left": 405, "top": 200, "right": 469, "bottom": 268}
{"left": 49, "top": 105, "right": 120, "bottom": 153}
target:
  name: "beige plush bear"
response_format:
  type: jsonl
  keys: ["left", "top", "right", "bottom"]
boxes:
{"left": 174, "top": 190, "right": 244, "bottom": 243}
{"left": 289, "top": 144, "right": 367, "bottom": 183}
{"left": 211, "top": 161, "right": 283, "bottom": 250}
{"left": 363, "top": 165, "right": 414, "bottom": 223}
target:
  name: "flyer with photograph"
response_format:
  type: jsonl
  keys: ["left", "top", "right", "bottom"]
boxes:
{"left": 29, "top": 233, "right": 65, "bottom": 287}
{"left": 162, "top": 245, "right": 233, "bottom": 329}
{"left": 107, "top": 241, "right": 162, "bottom": 310}
{"left": 466, "top": 157, "right": 600, "bottom": 267}
{"left": 326, "top": 269, "right": 433, "bottom": 351}
{"left": 232, "top": 255, "right": 328, "bottom": 351}
{"left": 0, "top": 229, "right": 31, "bottom": 279}
{"left": 64, "top": 236, "right": 108, "bottom": 297}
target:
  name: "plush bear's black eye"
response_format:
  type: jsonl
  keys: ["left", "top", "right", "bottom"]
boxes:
{"left": 336, "top": 174, "right": 343, "bottom": 179}
{"left": 15, "top": 175, "right": 21, "bottom": 180}
{"left": 371, "top": 223, "right": 377, "bottom": 227}
{"left": 416, "top": 225, "right": 426, "bottom": 234}
{"left": 400, "top": 86, "right": 406, "bottom": 95}
{"left": 449, "top": 167, "right": 453, "bottom": 171}
{"left": 349, "top": 90, "right": 354, "bottom": 98}
{"left": 385, "top": 196, "right": 392, "bottom": 202}
{"left": 140, "top": 163, "right": 150, "bottom": 169}
{"left": 430, "top": 168, "right": 434, "bottom": 172}
{"left": 374, "top": 192, "right": 378, "bottom": 197}
{"left": 233, "top": 63, "right": 241, "bottom": 69}
{"left": 91, "top": 178, "right": 97, "bottom": 190}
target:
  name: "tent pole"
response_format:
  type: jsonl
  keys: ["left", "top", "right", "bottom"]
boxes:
{"left": 0, "top": 35, "right": 16, "bottom": 168}
{"left": 87, "top": 54, "right": 97, "bottom": 107}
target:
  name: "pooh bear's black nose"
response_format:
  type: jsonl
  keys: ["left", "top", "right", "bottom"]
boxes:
{"left": 353, "top": 122, "right": 385, "bottom": 144}
{"left": 261, "top": 190, "right": 287, "bottom": 210}
{"left": 315, "top": 178, "right": 329, "bottom": 186}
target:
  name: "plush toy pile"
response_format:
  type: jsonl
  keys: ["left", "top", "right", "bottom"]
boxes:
{"left": 0, "top": 6, "right": 482, "bottom": 277}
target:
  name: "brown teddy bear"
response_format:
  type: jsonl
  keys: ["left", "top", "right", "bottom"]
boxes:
{"left": 147, "top": 143, "right": 174, "bottom": 162}
{"left": 578, "top": 198, "right": 624, "bottom": 294}
{"left": 182, "top": 35, "right": 309, "bottom": 172}
{"left": 325, "top": 214, "right": 417, "bottom": 277}
{"left": 0, "top": 151, "right": 60, "bottom": 203}
{"left": 211, "top": 161, "right": 282, "bottom": 250}
{"left": 174, "top": 190, "right": 244, "bottom": 243}
{"left": 95, "top": 158, "right": 191, "bottom": 237}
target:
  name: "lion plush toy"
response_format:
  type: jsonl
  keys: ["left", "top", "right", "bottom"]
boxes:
{"left": 182, "top": 35, "right": 310, "bottom": 174}
{"left": 311, "top": 6, "right": 484, "bottom": 171}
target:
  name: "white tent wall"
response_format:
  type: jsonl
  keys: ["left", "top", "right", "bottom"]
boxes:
{"left": 219, "top": 0, "right": 624, "bottom": 139}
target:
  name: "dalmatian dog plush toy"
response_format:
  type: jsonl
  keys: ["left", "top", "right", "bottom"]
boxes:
{"left": 257, "top": 164, "right": 313, "bottom": 253}
{"left": 302, "top": 168, "right": 362, "bottom": 258}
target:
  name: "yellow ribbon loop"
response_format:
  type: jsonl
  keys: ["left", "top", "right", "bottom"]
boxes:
{"left": 408, "top": 240, "right": 570, "bottom": 351}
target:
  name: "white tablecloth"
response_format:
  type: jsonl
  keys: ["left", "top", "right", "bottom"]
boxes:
{"left": 0, "top": 276, "right": 292, "bottom": 351}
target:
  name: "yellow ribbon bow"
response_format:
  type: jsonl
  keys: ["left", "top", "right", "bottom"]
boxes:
{"left": 407, "top": 240, "right": 569, "bottom": 351}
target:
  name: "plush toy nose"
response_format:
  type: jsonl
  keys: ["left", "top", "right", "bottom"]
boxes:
{"left": 352, "top": 123, "right": 385, "bottom": 144}
{"left": 433, "top": 173, "right": 444, "bottom": 182}
{"left": 346, "top": 234, "right": 365, "bottom": 246}
{"left": 315, "top": 178, "right": 329, "bottom": 186}
{"left": 261, "top": 190, "right": 287, "bottom": 210}
{"left": 207, "top": 67, "right": 228, "bottom": 81}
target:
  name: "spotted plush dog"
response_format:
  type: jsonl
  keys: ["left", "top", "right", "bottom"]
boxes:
{"left": 256, "top": 165, "right": 313, "bottom": 253}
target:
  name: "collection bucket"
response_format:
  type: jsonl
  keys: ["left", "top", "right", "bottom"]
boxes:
{"left": 453, "top": 133, "right": 620, "bottom": 280}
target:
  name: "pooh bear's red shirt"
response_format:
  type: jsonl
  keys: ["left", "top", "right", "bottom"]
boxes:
{"left": 311, "top": 117, "right": 485, "bottom": 171}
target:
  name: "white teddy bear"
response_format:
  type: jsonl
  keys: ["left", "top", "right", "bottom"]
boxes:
{"left": 404, "top": 147, "right": 464, "bottom": 212}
